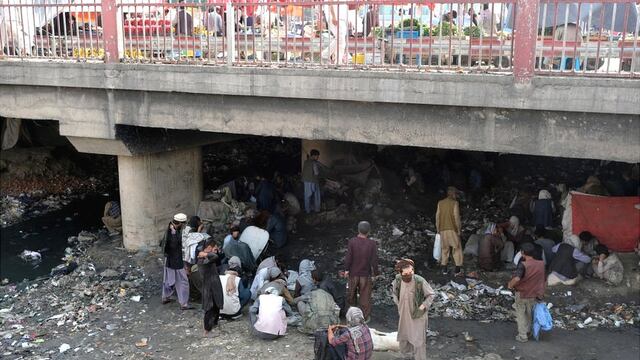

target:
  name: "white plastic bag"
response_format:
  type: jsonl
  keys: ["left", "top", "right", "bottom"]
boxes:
{"left": 433, "top": 234, "right": 442, "bottom": 261}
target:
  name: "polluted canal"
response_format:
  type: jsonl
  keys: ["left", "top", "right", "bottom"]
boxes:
{"left": 0, "top": 195, "right": 107, "bottom": 283}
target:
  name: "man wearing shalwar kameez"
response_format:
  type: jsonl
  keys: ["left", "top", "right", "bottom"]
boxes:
{"left": 392, "top": 259, "right": 435, "bottom": 360}
{"left": 162, "top": 213, "right": 191, "bottom": 310}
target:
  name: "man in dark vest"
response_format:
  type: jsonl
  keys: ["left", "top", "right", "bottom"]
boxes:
{"left": 508, "top": 243, "right": 546, "bottom": 343}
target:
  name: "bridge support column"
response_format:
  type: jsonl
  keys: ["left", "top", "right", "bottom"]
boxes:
{"left": 117, "top": 147, "right": 203, "bottom": 250}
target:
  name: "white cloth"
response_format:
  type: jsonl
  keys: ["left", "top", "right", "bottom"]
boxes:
{"left": 254, "top": 294, "right": 287, "bottom": 336}
{"left": 219, "top": 274, "right": 242, "bottom": 315}
{"left": 181, "top": 227, "right": 210, "bottom": 263}
{"left": 250, "top": 267, "right": 270, "bottom": 299}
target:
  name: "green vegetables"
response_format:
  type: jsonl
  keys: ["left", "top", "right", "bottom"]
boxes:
{"left": 463, "top": 26, "right": 482, "bottom": 38}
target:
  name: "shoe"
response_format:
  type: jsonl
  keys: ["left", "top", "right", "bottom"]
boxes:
{"left": 454, "top": 271, "right": 465, "bottom": 278}
{"left": 162, "top": 298, "right": 172, "bottom": 305}
{"left": 231, "top": 314, "right": 243, "bottom": 320}
{"left": 441, "top": 267, "right": 450, "bottom": 275}
{"left": 515, "top": 335, "right": 528, "bottom": 343}
{"left": 180, "top": 305, "right": 195, "bottom": 310}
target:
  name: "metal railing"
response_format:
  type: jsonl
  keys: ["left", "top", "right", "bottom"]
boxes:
{"left": 0, "top": 0, "right": 638, "bottom": 80}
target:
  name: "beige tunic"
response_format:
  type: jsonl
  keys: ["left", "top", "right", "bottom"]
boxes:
{"left": 393, "top": 278, "right": 435, "bottom": 350}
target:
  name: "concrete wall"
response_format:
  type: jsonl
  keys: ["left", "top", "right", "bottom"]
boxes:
{"left": 1, "top": 62, "right": 638, "bottom": 115}
{"left": 118, "top": 147, "right": 203, "bottom": 250}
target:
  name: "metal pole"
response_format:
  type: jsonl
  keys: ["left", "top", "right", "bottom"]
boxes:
{"left": 512, "top": 0, "right": 539, "bottom": 83}
{"left": 226, "top": 0, "right": 235, "bottom": 65}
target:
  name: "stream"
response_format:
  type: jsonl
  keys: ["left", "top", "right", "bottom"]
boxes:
{"left": 0, "top": 194, "right": 109, "bottom": 283}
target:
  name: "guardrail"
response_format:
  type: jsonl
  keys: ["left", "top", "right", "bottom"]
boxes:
{"left": 0, "top": 0, "right": 638, "bottom": 80}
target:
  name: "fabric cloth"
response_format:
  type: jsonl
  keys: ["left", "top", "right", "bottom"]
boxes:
{"left": 533, "top": 198, "right": 554, "bottom": 229}
{"left": 514, "top": 258, "right": 546, "bottom": 299}
{"left": 547, "top": 272, "right": 579, "bottom": 286}
{"left": 501, "top": 240, "right": 515, "bottom": 263}
{"left": 513, "top": 293, "right": 536, "bottom": 341}
{"left": 223, "top": 239, "right": 257, "bottom": 272}
{"left": 302, "top": 158, "right": 320, "bottom": 184}
{"left": 314, "top": 328, "right": 348, "bottom": 360}
{"left": 257, "top": 256, "right": 277, "bottom": 273}
{"left": 250, "top": 267, "right": 271, "bottom": 299}
{"left": 219, "top": 273, "right": 242, "bottom": 315}
{"left": 162, "top": 267, "right": 190, "bottom": 307}
{"left": 181, "top": 229, "right": 210, "bottom": 264}
{"left": 251, "top": 294, "right": 290, "bottom": 337}
{"left": 463, "top": 234, "right": 481, "bottom": 257}
{"left": 392, "top": 275, "right": 435, "bottom": 360}
{"left": 535, "top": 238, "right": 556, "bottom": 265}
{"left": 256, "top": 179, "right": 277, "bottom": 213}
{"left": 549, "top": 243, "right": 590, "bottom": 280}
{"left": 266, "top": 213, "right": 287, "bottom": 248}
{"left": 204, "top": 306, "right": 220, "bottom": 332}
{"left": 532, "top": 302, "right": 553, "bottom": 341}
{"left": 345, "top": 236, "right": 379, "bottom": 277}
{"left": 319, "top": 277, "right": 347, "bottom": 317}
{"left": 436, "top": 197, "right": 461, "bottom": 233}
{"left": 298, "top": 289, "right": 340, "bottom": 334}
{"left": 304, "top": 182, "right": 321, "bottom": 213}
{"left": 102, "top": 202, "right": 122, "bottom": 233}
{"left": 199, "top": 252, "right": 224, "bottom": 314}
{"left": 163, "top": 224, "right": 184, "bottom": 270}
{"left": 593, "top": 253, "right": 624, "bottom": 285}
{"left": 297, "top": 259, "right": 317, "bottom": 296}
{"left": 347, "top": 276, "right": 373, "bottom": 320}
{"left": 259, "top": 279, "right": 295, "bottom": 305}
{"left": 440, "top": 230, "right": 463, "bottom": 267}
{"left": 478, "top": 233, "right": 504, "bottom": 271}
{"left": 329, "top": 324, "right": 373, "bottom": 360}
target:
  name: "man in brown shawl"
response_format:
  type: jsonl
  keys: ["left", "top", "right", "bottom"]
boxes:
{"left": 392, "top": 259, "right": 435, "bottom": 360}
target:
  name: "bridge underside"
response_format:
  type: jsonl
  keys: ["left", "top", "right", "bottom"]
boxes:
{"left": 1, "top": 63, "right": 638, "bottom": 249}
{"left": 0, "top": 83, "right": 638, "bottom": 163}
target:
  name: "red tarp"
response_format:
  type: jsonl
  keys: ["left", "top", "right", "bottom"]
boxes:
{"left": 571, "top": 192, "right": 640, "bottom": 252}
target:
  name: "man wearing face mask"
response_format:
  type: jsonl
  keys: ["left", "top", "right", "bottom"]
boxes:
{"left": 392, "top": 259, "right": 435, "bottom": 360}
{"left": 161, "top": 213, "right": 192, "bottom": 310}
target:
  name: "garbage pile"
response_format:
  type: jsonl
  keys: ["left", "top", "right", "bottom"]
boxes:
{"left": 0, "top": 231, "right": 150, "bottom": 357}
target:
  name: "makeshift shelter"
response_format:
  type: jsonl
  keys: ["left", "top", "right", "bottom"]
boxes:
{"left": 562, "top": 191, "right": 640, "bottom": 252}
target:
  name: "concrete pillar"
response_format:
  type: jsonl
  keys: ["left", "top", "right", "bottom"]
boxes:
{"left": 117, "top": 147, "right": 203, "bottom": 250}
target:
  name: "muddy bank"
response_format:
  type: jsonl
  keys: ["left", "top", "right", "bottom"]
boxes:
{"left": 0, "top": 146, "right": 117, "bottom": 227}
{"left": 1, "top": 232, "right": 638, "bottom": 360}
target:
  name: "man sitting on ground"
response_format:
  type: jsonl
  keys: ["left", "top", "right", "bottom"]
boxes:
{"left": 328, "top": 307, "right": 374, "bottom": 360}
{"left": 102, "top": 200, "right": 122, "bottom": 235}
{"left": 548, "top": 242, "right": 590, "bottom": 286}
{"left": 579, "top": 231, "right": 600, "bottom": 257}
{"left": 223, "top": 226, "right": 257, "bottom": 273}
{"left": 590, "top": 244, "right": 624, "bottom": 286}
{"left": 249, "top": 286, "right": 293, "bottom": 340}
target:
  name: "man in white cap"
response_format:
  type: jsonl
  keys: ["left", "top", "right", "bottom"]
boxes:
{"left": 162, "top": 213, "right": 192, "bottom": 310}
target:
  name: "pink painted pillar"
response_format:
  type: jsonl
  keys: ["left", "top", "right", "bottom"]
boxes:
{"left": 102, "top": 0, "right": 120, "bottom": 63}
{"left": 513, "top": 0, "right": 539, "bottom": 83}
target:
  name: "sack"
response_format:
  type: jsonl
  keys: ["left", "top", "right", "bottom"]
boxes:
{"left": 433, "top": 234, "right": 442, "bottom": 261}
{"left": 532, "top": 302, "right": 553, "bottom": 341}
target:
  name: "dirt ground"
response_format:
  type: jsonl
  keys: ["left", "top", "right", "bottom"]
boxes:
{"left": 2, "top": 223, "right": 638, "bottom": 360}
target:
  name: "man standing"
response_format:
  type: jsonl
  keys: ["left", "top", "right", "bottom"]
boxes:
{"left": 343, "top": 221, "right": 379, "bottom": 321}
{"left": 436, "top": 186, "right": 463, "bottom": 276}
{"left": 392, "top": 259, "right": 435, "bottom": 360}
{"left": 162, "top": 213, "right": 192, "bottom": 310}
{"left": 197, "top": 239, "right": 224, "bottom": 337}
{"left": 508, "top": 243, "right": 546, "bottom": 343}
{"left": 302, "top": 149, "right": 322, "bottom": 213}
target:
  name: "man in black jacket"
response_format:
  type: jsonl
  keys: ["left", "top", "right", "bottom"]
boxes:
{"left": 162, "top": 213, "right": 192, "bottom": 310}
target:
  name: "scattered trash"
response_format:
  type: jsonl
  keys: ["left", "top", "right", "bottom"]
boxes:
{"left": 130, "top": 295, "right": 141, "bottom": 302}
{"left": 135, "top": 338, "right": 148, "bottom": 348}
{"left": 59, "top": 343, "right": 71, "bottom": 353}
{"left": 463, "top": 331, "right": 475, "bottom": 342}
{"left": 19, "top": 250, "right": 42, "bottom": 262}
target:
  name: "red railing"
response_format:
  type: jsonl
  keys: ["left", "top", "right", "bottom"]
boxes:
{"left": 0, "top": 0, "right": 638, "bottom": 80}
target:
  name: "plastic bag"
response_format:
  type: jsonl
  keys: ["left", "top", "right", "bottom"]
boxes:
{"left": 533, "top": 302, "right": 553, "bottom": 341}
{"left": 433, "top": 234, "right": 442, "bottom": 261}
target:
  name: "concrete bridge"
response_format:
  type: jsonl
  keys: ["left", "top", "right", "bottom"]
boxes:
{"left": 1, "top": 0, "right": 639, "bottom": 249}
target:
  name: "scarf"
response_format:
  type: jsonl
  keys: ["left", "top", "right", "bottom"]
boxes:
{"left": 484, "top": 222, "right": 496, "bottom": 235}
{"left": 346, "top": 307, "right": 365, "bottom": 354}
{"left": 508, "top": 216, "right": 520, "bottom": 236}
{"left": 297, "top": 259, "right": 316, "bottom": 292}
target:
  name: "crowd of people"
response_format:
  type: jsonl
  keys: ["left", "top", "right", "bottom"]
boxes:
{"left": 100, "top": 149, "right": 636, "bottom": 357}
